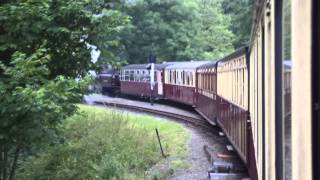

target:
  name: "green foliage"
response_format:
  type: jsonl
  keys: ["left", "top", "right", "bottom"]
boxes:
{"left": 222, "top": 0, "right": 254, "bottom": 48}
{"left": 0, "top": 0, "right": 128, "bottom": 179}
{"left": 17, "top": 105, "right": 188, "bottom": 180}
{"left": 195, "top": 0, "right": 235, "bottom": 59}
{"left": 0, "top": 0, "right": 129, "bottom": 77}
{"left": 120, "top": 0, "right": 234, "bottom": 63}
{"left": 0, "top": 49, "right": 92, "bottom": 180}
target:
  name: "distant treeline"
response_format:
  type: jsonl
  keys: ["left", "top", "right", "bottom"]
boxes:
{"left": 115, "top": 0, "right": 254, "bottom": 64}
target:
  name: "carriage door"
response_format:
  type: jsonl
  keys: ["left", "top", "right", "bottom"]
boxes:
{"left": 157, "top": 70, "right": 163, "bottom": 95}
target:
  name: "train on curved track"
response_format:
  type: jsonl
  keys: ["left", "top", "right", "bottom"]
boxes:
{"left": 99, "top": 0, "right": 319, "bottom": 179}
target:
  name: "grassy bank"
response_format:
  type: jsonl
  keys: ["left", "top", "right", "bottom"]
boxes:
{"left": 17, "top": 105, "right": 189, "bottom": 180}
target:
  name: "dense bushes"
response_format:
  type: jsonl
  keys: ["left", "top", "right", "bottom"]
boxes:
{"left": 17, "top": 105, "right": 188, "bottom": 179}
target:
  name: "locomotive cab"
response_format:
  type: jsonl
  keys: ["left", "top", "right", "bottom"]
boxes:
{"left": 98, "top": 65, "right": 120, "bottom": 96}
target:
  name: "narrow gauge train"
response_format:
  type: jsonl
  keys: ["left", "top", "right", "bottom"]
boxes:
{"left": 118, "top": 53, "right": 255, "bottom": 177}
{"left": 101, "top": 0, "right": 319, "bottom": 179}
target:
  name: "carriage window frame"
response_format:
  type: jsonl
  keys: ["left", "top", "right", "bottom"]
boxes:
{"left": 275, "top": 0, "right": 292, "bottom": 179}
{"left": 313, "top": 0, "right": 320, "bottom": 177}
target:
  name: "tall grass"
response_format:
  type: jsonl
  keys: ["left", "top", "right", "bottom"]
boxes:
{"left": 17, "top": 105, "right": 188, "bottom": 180}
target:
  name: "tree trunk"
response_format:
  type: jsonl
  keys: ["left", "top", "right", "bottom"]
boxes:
{"left": 8, "top": 147, "right": 19, "bottom": 180}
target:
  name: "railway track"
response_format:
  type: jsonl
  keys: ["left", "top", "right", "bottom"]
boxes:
{"left": 93, "top": 100, "right": 214, "bottom": 131}
{"left": 89, "top": 97, "right": 248, "bottom": 179}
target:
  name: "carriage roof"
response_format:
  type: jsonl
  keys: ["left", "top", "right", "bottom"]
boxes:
{"left": 122, "top": 62, "right": 175, "bottom": 70}
{"left": 165, "top": 61, "right": 210, "bottom": 70}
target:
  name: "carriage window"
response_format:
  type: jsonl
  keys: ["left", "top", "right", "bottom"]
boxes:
{"left": 190, "top": 72, "right": 193, "bottom": 86}
{"left": 125, "top": 70, "right": 129, "bottom": 81}
{"left": 177, "top": 71, "right": 179, "bottom": 84}
{"left": 129, "top": 70, "right": 134, "bottom": 81}
{"left": 282, "top": 0, "right": 292, "bottom": 179}
{"left": 173, "top": 71, "right": 178, "bottom": 84}
{"left": 182, "top": 71, "right": 185, "bottom": 85}
{"left": 186, "top": 72, "right": 189, "bottom": 85}
{"left": 135, "top": 70, "right": 139, "bottom": 82}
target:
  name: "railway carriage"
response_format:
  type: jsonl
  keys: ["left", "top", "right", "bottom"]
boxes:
{"left": 164, "top": 61, "right": 209, "bottom": 106}
{"left": 215, "top": 47, "right": 257, "bottom": 178}
{"left": 195, "top": 61, "right": 218, "bottom": 125}
{"left": 119, "top": 63, "right": 171, "bottom": 99}
{"left": 104, "top": 0, "right": 320, "bottom": 178}
{"left": 245, "top": 0, "right": 318, "bottom": 179}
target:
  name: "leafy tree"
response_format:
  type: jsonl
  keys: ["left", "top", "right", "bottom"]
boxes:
{"left": 196, "top": 0, "right": 235, "bottom": 59}
{"left": 120, "top": 0, "right": 234, "bottom": 63}
{"left": 0, "top": 0, "right": 129, "bottom": 77}
{"left": 222, "top": 0, "right": 254, "bottom": 48}
{"left": 0, "top": 0, "right": 128, "bottom": 179}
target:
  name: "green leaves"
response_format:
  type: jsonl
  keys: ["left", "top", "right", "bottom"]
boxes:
{"left": 222, "top": 0, "right": 254, "bottom": 48}
{"left": 0, "top": 0, "right": 128, "bottom": 78}
{"left": 120, "top": 0, "right": 235, "bottom": 63}
{"left": 0, "top": 1, "right": 127, "bottom": 178}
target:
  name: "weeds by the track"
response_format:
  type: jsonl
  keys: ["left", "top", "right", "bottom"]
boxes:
{"left": 17, "top": 105, "right": 188, "bottom": 180}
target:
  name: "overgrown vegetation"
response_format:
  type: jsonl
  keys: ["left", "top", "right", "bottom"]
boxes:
{"left": 0, "top": 1, "right": 128, "bottom": 179}
{"left": 16, "top": 105, "right": 188, "bottom": 179}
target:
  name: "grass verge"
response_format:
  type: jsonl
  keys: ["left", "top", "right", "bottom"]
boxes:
{"left": 17, "top": 104, "right": 189, "bottom": 180}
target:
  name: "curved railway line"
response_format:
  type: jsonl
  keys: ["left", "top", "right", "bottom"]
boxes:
{"left": 86, "top": 94, "right": 248, "bottom": 179}
{"left": 93, "top": 100, "right": 213, "bottom": 130}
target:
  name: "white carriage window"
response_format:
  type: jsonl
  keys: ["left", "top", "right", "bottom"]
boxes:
{"left": 136, "top": 70, "right": 141, "bottom": 82}
{"left": 129, "top": 70, "right": 134, "bottom": 81}
{"left": 190, "top": 72, "right": 193, "bottom": 86}
{"left": 172, "top": 71, "right": 174, "bottom": 84}
{"left": 134, "top": 70, "right": 137, "bottom": 82}
{"left": 125, "top": 70, "right": 129, "bottom": 81}
{"left": 187, "top": 72, "right": 189, "bottom": 86}
{"left": 182, "top": 71, "right": 185, "bottom": 85}
{"left": 200, "top": 72, "right": 203, "bottom": 89}
{"left": 202, "top": 72, "right": 205, "bottom": 89}
{"left": 175, "top": 71, "right": 177, "bottom": 84}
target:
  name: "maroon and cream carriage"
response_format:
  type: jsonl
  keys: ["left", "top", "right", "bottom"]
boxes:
{"left": 195, "top": 61, "right": 218, "bottom": 125}
{"left": 163, "top": 61, "right": 209, "bottom": 106}
{"left": 119, "top": 63, "right": 172, "bottom": 99}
